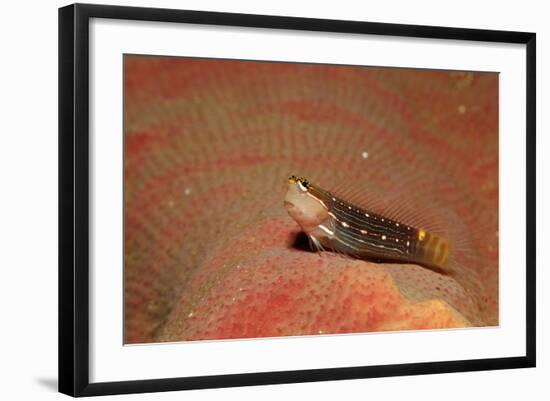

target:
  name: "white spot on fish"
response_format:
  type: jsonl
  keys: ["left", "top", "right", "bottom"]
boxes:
{"left": 360, "top": 229, "right": 368, "bottom": 234}
{"left": 341, "top": 221, "right": 349, "bottom": 228}
{"left": 184, "top": 187, "right": 192, "bottom": 196}
{"left": 395, "top": 223, "right": 400, "bottom": 227}
{"left": 458, "top": 104, "right": 467, "bottom": 114}
{"left": 187, "top": 312, "right": 194, "bottom": 318}
{"left": 381, "top": 235, "right": 387, "bottom": 240}
{"left": 361, "top": 151, "right": 369, "bottom": 159}
{"left": 395, "top": 238, "right": 399, "bottom": 243}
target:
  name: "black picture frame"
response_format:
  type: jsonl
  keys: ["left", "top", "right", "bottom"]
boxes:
{"left": 58, "top": 3, "right": 536, "bottom": 397}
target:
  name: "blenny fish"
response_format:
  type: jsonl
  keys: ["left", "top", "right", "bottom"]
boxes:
{"left": 284, "top": 175, "right": 452, "bottom": 272}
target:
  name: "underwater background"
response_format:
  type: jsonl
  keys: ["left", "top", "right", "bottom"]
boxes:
{"left": 123, "top": 56, "right": 498, "bottom": 344}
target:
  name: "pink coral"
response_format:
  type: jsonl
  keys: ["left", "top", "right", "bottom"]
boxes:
{"left": 123, "top": 56, "right": 498, "bottom": 343}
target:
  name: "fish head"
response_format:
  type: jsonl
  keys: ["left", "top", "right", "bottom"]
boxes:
{"left": 284, "top": 175, "right": 328, "bottom": 232}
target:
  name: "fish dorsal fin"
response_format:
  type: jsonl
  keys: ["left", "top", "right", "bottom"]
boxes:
{"left": 329, "top": 181, "right": 391, "bottom": 216}
{"left": 326, "top": 180, "right": 452, "bottom": 237}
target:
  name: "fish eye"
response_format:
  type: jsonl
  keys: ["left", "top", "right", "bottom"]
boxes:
{"left": 297, "top": 178, "right": 309, "bottom": 192}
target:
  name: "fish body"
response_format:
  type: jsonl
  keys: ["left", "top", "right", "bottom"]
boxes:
{"left": 284, "top": 175, "right": 450, "bottom": 271}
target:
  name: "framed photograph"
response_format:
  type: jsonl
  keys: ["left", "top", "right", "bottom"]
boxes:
{"left": 58, "top": 3, "right": 536, "bottom": 397}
